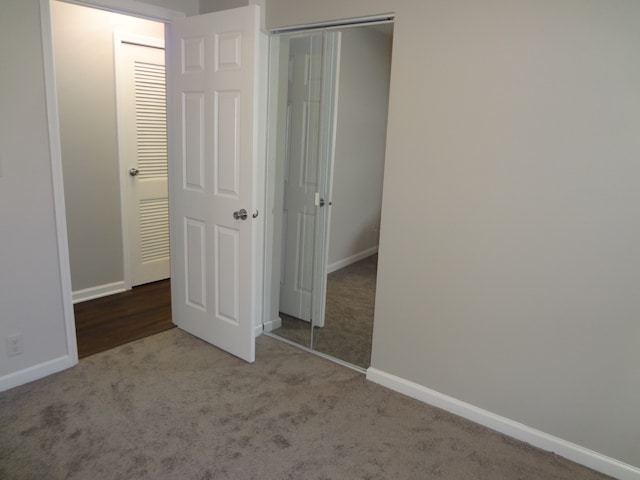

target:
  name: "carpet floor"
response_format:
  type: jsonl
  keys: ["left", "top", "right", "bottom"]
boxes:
{"left": 273, "top": 255, "right": 377, "bottom": 368}
{"left": 0, "top": 329, "right": 611, "bottom": 480}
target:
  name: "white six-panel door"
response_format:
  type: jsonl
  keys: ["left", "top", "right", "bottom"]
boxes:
{"left": 279, "top": 34, "right": 323, "bottom": 322}
{"left": 168, "top": 6, "right": 260, "bottom": 362}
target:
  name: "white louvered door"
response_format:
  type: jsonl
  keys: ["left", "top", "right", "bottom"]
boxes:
{"left": 115, "top": 34, "right": 169, "bottom": 287}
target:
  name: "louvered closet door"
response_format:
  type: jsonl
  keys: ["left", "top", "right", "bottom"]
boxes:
{"left": 115, "top": 36, "right": 170, "bottom": 287}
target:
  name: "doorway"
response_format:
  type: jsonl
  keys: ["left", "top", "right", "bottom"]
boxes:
{"left": 50, "top": 1, "right": 171, "bottom": 355}
{"left": 264, "top": 21, "right": 393, "bottom": 369}
{"left": 47, "top": 1, "right": 265, "bottom": 363}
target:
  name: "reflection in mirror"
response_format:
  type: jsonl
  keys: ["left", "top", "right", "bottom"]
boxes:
{"left": 278, "top": 32, "right": 324, "bottom": 326}
{"left": 264, "top": 22, "right": 393, "bottom": 370}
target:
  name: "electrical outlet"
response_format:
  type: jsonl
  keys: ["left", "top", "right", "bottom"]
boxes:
{"left": 6, "top": 333, "right": 24, "bottom": 357}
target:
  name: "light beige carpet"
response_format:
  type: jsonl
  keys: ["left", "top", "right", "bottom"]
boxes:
{"left": 0, "top": 329, "right": 611, "bottom": 480}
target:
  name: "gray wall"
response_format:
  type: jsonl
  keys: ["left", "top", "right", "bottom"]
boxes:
{"left": 51, "top": 2, "right": 165, "bottom": 292}
{"left": 328, "top": 26, "right": 390, "bottom": 267}
{"left": 0, "top": 0, "right": 71, "bottom": 382}
{"left": 267, "top": 0, "right": 640, "bottom": 469}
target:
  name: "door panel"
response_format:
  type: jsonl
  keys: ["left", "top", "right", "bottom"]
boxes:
{"left": 168, "top": 6, "right": 260, "bottom": 362}
{"left": 185, "top": 218, "right": 206, "bottom": 310}
{"left": 115, "top": 36, "right": 169, "bottom": 287}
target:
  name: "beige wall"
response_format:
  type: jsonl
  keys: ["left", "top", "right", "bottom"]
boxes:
{"left": 51, "top": 1, "right": 164, "bottom": 292}
{"left": 268, "top": 0, "right": 640, "bottom": 469}
{"left": 142, "top": 0, "right": 199, "bottom": 16}
{"left": 200, "top": 0, "right": 247, "bottom": 14}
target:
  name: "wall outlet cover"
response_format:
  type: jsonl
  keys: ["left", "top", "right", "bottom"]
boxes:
{"left": 6, "top": 334, "right": 24, "bottom": 357}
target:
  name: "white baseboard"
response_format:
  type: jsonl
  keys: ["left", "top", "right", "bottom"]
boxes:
{"left": 72, "top": 281, "right": 127, "bottom": 304}
{"left": 262, "top": 316, "right": 282, "bottom": 333}
{"left": 326, "top": 246, "right": 378, "bottom": 274}
{"left": 0, "top": 354, "right": 77, "bottom": 392}
{"left": 366, "top": 368, "right": 640, "bottom": 480}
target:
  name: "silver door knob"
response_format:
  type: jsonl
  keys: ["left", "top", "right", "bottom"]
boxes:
{"left": 233, "top": 208, "right": 248, "bottom": 220}
{"left": 129, "top": 168, "right": 140, "bottom": 176}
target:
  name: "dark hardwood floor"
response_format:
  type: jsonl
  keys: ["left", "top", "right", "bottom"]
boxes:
{"left": 74, "top": 279, "right": 174, "bottom": 358}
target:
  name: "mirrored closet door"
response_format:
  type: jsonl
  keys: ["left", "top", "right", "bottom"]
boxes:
{"left": 263, "top": 22, "right": 393, "bottom": 369}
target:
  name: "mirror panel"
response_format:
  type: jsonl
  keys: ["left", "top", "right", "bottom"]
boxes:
{"left": 265, "top": 23, "right": 393, "bottom": 369}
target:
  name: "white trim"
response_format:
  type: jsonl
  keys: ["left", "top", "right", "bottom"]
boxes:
{"left": 113, "top": 31, "right": 132, "bottom": 293}
{"left": 40, "top": 0, "right": 79, "bottom": 367}
{"left": 262, "top": 316, "right": 282, "bottom": 333}
{"left": 366, "top": 367, "right": 640, "bottom": 480}
{"left": 260, "top": 33, "right": 281, "bottom": 352}
{"left": 72, "top": 281, "right": 128, "bottom": 303}
{"left": 0, "top": 355, "right": 77, "bottom": 392}
{"left": 327, "top": 246, "right": 378, "bottom": 274}
{"left": 248, "top": 0, "right": 266, "bottom": 31}
{"left": 114, "top": 31, "right": 164, "bottom": 48}
{"left": 56, "top": 0, "right": 186, "bottom": 22}
{"left": 252, "top": 29, "right": 269, "bottom": 342}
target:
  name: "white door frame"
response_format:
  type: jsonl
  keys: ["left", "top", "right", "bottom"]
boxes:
{"left": 48, "top": 0, "right": 186, "bottom": 21}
